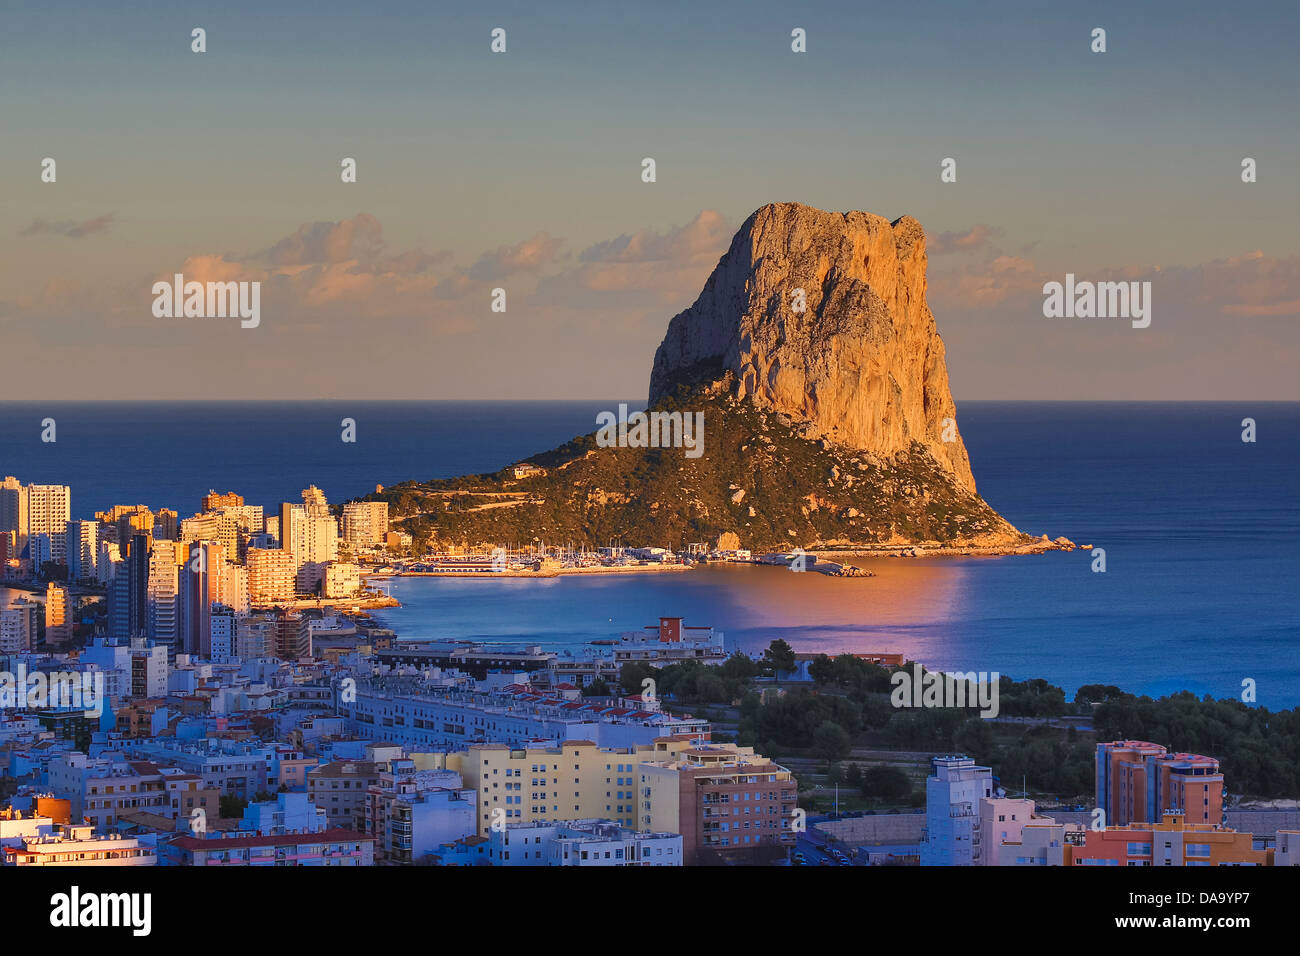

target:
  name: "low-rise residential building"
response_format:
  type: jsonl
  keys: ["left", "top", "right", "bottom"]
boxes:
{"left": 323, "top": 562, "right": 362, "bottom": 598}
{"left": 489, "top": 819, "right": 682, "bottom": 866}
{"left": 980, "top": 796, "right": 1086, "bottom": 866}
{"left": 1067, "top": 811, "right": 1268, "bottom": 866}
{"left": 611, "top": 617, "right": 726, "bottom": 665}
{"left": 48, "top": 754, "right": 168, "bottom": 831}
{"left": 430, "top": 834, "right": 490, "bottom": 866}
{"left": 165, "top": 828, "right": 373, "bottom": 866}
{"left": 308, "top": 760, "right": 381, "bottom": 831}
{"left": 126, "top": 740, "right": 302, "bottom": 799}
{"left": 0, "top": 806, "right": 57, "bottom": 846}
{"left": 240, "top": 791, "right": 326, "bottom": 834}
{"left": 3, "top": 824, "right": 157, "bottom": 866}
{"left": 337, "top": 678, "right": 708, "bottom": 751}
{"left": 983, "top": 797, "right": 1087, "bottom": 867}
{"left": 365, "top": 758, "right": 475, "bottom": 864}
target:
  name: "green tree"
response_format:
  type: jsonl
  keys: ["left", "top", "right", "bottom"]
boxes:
{"left": 861, "top": 766, "right": 911, "bottom": 802}
{"left": 718, "top": 653, "right": 760, "bottom": 682}
{"left": 582, "top": 678, "right": 612, "bottom": 697}
{"left": 763, "top": 639, "right": 797, "bottom": 677}
{"left": 954, "top": 717, "right": 997, "bottom": 763}
{"left": 813, "top": 719, "right": 852, "bottom": 764}
{"left": 618, "top": 661, "right": 657, "bottom": 697}
{"left": 807, "top": 654, "right": 836, "bottom": 685}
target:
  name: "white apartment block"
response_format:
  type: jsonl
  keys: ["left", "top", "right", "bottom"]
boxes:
{"left": 3, "top": 824, "right": 156, "bottom": 866}
{"left": 146, "top": 545, "right": 178, "bottom": 649}
{"left": 921, "top": 755, "right": 993, "bottom": 866}
{"left": 218, "top": 561, "right": 250, "bottom": 613}
{"left": 24, "top": 484, "right": 70, "bottom": 564}
{"left": 341, "top": 501, "right": 389, "bottom": 547}
{"left": 0, "top": 601, "right": 38, "bottom": 653}
{"left": 247, "top": 548, "right": 296, "bottom": 603}
{"left": 337, "top": 678, "right": 710, "bottom": 751}
{"left": 323, "top": 562, "right": 361, "bottom": 597}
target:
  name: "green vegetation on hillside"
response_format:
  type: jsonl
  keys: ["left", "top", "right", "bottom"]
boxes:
{"left": 359, "top": 385, "right": 1022, "bottom": 552}
{"left": 634, "top": 648, "right": 1300, "bottom": 802}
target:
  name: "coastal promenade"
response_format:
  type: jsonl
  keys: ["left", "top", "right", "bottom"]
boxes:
{"left": 366, "top": 562, "right": 693, "bottom": 580}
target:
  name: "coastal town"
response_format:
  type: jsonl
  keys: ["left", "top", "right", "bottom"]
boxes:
{"left": 0, "top": 474, "right": 1296, "bottom": 869}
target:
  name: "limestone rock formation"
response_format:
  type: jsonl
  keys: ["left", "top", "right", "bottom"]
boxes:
{"left": 650, "top": 202, "right": 975, "bottom": 492}
{"left": 376, "top": 202, "right": 1046, "bottom": 552}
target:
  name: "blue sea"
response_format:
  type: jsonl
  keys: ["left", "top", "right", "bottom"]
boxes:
{"left": 1, "top": 401, "right": 1296, "bottom": 706}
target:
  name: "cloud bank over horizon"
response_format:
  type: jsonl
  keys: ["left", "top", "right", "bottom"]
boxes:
{"left": 4, "top": 206, "right": 1298, "bottom": 401}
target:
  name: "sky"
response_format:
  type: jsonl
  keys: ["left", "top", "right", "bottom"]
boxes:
{"left": 1, "top": 0, "right": 1297, "bottom": 400}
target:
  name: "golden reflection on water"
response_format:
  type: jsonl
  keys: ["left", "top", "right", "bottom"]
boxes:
{"left": 688, "top": 559, "right": 975, "bottom": 660}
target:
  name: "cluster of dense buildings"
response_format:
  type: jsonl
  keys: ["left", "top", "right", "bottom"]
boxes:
{"left": 1, "top": 479, "right": 391, "bottom": 661}
{"left": 919, "top": 743, "right": 1293, "bottom": 866}
{"left": 0, "top": 680, "right": 794, "bottom": 867}
{"left": 1, "top": 511, "right": 796, "bottom": 867}
{"left": 1, "top": 474, "right": 1292, "bottom": 869}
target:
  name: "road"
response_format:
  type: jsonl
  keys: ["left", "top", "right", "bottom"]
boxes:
{"left": 787, "top": 817, "right": 868, "bottom": 867}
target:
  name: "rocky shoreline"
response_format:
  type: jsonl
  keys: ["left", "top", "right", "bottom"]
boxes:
{"left": 812, "top": 535, "right": 1083, "bottom": 560}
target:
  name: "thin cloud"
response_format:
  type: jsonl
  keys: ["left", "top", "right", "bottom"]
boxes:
{"left": 580, "top": 210, "right": 731, "bottom": 264}
{"left": 928, "top": 223, "right": 1001, "bottom": 256}
{"left": 20, "top": 213, "right": 114, "bottom": 239}
{"left": 469, "top": 232, "right": 565, "bottom": 281}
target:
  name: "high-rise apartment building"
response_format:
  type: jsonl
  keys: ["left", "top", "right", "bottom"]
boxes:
{"left": 0, "top": 477, "right": 26, "bottom": 554}
{"left": 43, "top": 582, "right": 72, "bottom": 646}
{"left": 96, "top": 505, "right": 155, "bottom": 549}
{"left": 247, "top": 548, "right": 296, "bottom": 604}
{"left": 272, "top": 611, "right": 311, "bottom": 660}
{"left": 28, "top": 533, "right": 53, "bottom": 569}
{"left": 96, "top": 540, "right": 120, "bottom": 586}
{"left": 218, "top": 560, "right": 250, "bottom": 613}
{"left": 210, "top": 604, "right": 237, "bottom": 663}
{"left": 341, "top": 501, "right": 389, "bottom": 548}
{"left": 1096, "top": 741, "right": 1224, "bottom": 827}
{"left": 235, "top": 615, "right": 274, "bottom": 659}
{"left": 106, "top": 533, "right": 151, "bottom": 642}
{"left": 154, "top": 508, "right": 178, "bottom": 541}
{"left": 65, "top": 519, "right": 99, "bottom": 582}
{"left": 282, "top": 487, "right": 339, "bottom": 576}
{"left": 178, "top": 541, "right": 222, "bottom": 658}
{"left": 24, "top": 484, "right": 70, "bottom": 564}
{"left": 145, "top": 541, "right": 179, "bottom": 652}
{"left": 0, "top": 599, "right": 38, "bottom": 653}
{"left": 921, "top": 755, "right": 994, "bottom": 866}
{"left": 202, "top": 490, "right": 245, "bottom": 512}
